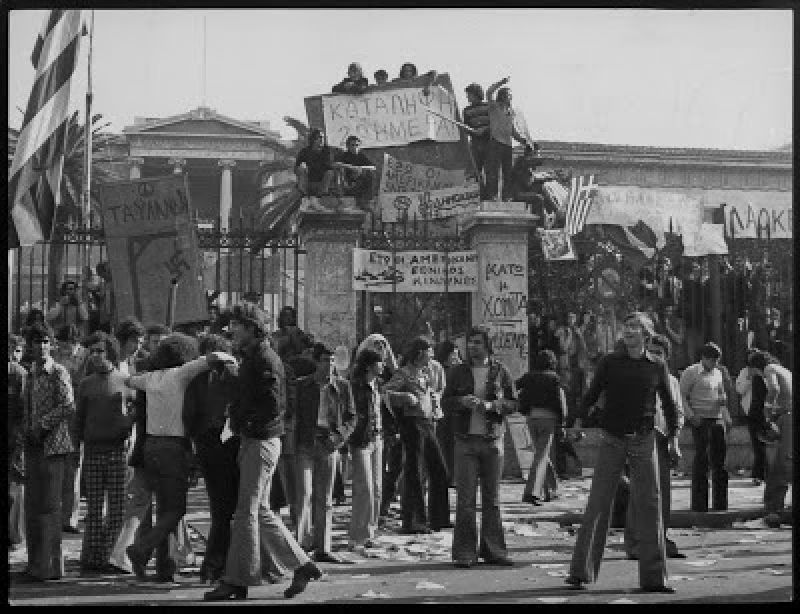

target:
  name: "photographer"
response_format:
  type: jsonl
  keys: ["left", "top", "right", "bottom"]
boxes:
{"left": 47, "top": 280, "right": 89, "bottom": 338}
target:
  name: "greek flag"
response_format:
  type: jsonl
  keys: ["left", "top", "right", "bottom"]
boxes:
{"left": 564, "top": 175, "right": 598, "bottom": 236}
{"left": 9, "top": 10, "right": 84, "bottom": 247}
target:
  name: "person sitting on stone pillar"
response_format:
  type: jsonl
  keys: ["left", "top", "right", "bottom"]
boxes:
{"left": 294, "top": 129, "right": 335, "bottom": 198}
{"left": 334, "top": 136, "right": 376, "bottom": 210}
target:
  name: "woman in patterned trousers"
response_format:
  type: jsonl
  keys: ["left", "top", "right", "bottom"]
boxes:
{"left": 75, "top": 332, "right": 136, "bottom": 572}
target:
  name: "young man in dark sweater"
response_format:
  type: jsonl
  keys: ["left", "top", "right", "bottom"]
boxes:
{"left": 565, "top": 312, "right": 678, "bottom": 594}
{"left": 75, "top": 332, "right": 135, "bottom": 572}
{"left": 462, "top": 83, "right": 490, "bottom": 200}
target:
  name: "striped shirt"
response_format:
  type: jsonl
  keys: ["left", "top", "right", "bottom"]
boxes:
{"left": 679, "top": 363, "right": 726, "bottom": 420}
{"left": 463, "top": 102, "right": 490, "bottom": 139}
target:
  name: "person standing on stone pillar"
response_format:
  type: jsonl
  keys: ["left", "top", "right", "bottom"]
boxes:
{"left": 462, "top": 83, "right": 491, "bottom": 200}
{"left": 485, "top": 76, "right": 535, "bottom": 201}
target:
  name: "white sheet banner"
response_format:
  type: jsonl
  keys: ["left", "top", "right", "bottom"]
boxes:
{"left": 683, "top": 223, "right": 729, "bottom": 257}
{"left": 322, "top": 86, "right": 461, "bottom": 149}
{"left": 585, "top": 186, "right": 704, "bottom": 248}
{"left": 379, "top": 152, "right": 467, "bottom": 193}
{"left": 353, "top": 249, "right": 477, "bottom": 292}
{"left": 379, "top": 183, "right": 481, "bottom": 222}
{"left": 722, "top": 202, "right": 792, "bottom": 239}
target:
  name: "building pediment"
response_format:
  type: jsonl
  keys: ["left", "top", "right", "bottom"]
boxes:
{"left": 124, "top": 106, "right": 277, "bottom": 140}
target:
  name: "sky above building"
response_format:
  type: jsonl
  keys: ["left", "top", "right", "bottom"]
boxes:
{"left": 7, "top": 8, "right": 793, "bottom": 150}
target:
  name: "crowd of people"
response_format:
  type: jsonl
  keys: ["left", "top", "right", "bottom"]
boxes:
{"left": 8, "top": 291, "right": 792, "bottom": 597}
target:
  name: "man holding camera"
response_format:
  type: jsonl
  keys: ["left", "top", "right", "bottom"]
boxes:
{"left": 442, "top": 327, "right": 517, "bottom": 568}
{"left": 47, "top": 280, "right": 90, "bottom": 338}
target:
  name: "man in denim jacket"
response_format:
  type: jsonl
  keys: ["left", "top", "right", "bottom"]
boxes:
{"left": 293, "top": 343, "right": 356, "bottom": 564}
{"left": 442, "top": 327, "right": 517, "bottom": 568}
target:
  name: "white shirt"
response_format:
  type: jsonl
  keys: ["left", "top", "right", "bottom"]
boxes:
{"left": 469, "top": 365, "right": 489, "bottom": 436}
{"left": 127, "top": 357, "right": 211, "bottom": 437}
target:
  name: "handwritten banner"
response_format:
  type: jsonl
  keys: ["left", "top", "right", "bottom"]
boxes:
{"left": 722, "top": 201, "right": 792, "bottom": 240}
{"left": 322, "top": 86, "right": 461, "bottom": 149}
{"left": 585, "top": 186, "right": 704, "bottom": 248}
{"left": 353, "top": 249, "right": 477, "bottom": 293}
{"left": 379, "top": 183, "right": 481, "bottom": 222}
{"left": 379, "top": 152, "right": 467, "bottom": 193}
{"left": 683, "top": 223, "right": 729, "bottom": 257}
{"left": 99, "top": 175, "right": 206, "bottom": 327}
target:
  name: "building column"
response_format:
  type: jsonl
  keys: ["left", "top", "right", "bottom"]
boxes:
{"left": 168, "top": 157, "right": 187, "bottom": 175}
{"left": 297, "top": 208, "right": 366, "bottom": 353}
{"left": 128, "top": 157, "right": 144, "bottom": 180}
{"left": 218, "top": 159, "right": 236, "bottom": 231}
{"left": 463, "top": 208, "right": 539, "bottom": 479}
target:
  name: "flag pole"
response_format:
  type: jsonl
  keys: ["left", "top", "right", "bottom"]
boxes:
{"left": 81, "top": 10, "right": 95, "bottom": 272}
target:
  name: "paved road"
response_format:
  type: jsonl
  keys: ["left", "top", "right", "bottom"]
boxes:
{"left": 8, "top": 474, "right": 793, "bottom": 604}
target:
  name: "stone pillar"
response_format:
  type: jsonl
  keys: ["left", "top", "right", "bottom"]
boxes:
{"left": 463, "top": 209, "right": 539, "bottom": 382}
{"left": 128, "top": 157, "right": 144, "bottom": 180}
{"left": 218, "top": 159, "right": 236, "bottom": 231}
{"left": 168, "top": 157, "right": 187, "bottom": 175}
{"left": 298, "top": 209, "right": 366, "bottom": 353}
{"left": 463, "top": 207, "right": 539, "bottom": 479}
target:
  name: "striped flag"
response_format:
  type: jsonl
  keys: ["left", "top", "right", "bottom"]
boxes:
{"left": 8, "top": 10, "right": 84, "bottom": 247}
{"left": 564, "top": 174, "right": 598, "bottom": 236}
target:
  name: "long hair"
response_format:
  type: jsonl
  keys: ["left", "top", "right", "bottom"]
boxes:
{"left": 434, "top": 340, "right": 457, "bottom": 365}
{"left": 357, "top": 333, "right": 398, "bottom": 372}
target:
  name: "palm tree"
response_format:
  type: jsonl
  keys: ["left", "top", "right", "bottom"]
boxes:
{"left": 248, "top": 116, "right": 310, "bottom": 248}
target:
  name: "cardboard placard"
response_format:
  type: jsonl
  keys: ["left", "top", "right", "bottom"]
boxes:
{"left": 99, "top": 175, "right": 207, "bottom": 326}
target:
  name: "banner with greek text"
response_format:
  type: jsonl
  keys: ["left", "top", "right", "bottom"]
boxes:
{"left": 585, "top": 186, "right": 704, "bottom": 248}
{"left": 379, "top": 183, "right": 481, "bottom": 222}
{"left": 322, "top": 86, "right": 461, "bottom": 149}
{"left": 722, "top": 201, "right": 792, "bottom": 240}
{"left": 379, "top": 152, "right": 467, "bottom": 193}
{"left": 99, "top": 175, "right": 207, "bottom": 326}
{"left": 353, "top": 248, "right": 477, "bottom": 292}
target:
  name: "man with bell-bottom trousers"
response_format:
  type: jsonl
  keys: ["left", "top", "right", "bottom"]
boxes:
{"left": 566, "top": 312, "right": 679, "bottom": 593}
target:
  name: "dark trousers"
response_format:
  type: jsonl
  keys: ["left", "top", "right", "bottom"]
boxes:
{"left": 746, "top": 412, "right": 767, "bottom": 481}
{"left": 690, "top": 420, "right": 728, "bottom": 512}
{"left": 9, "top": 477, "right": 24, "bottom": 546}
{"left": 195, "top": 432, "right": 239, "bottom": 574}
{"left": 24, "top": 447, "right": 66, "bottom": 579}
{"left": 485, "top": 139, "right": 513, "bottom": 200}
{"left": 397, "top": 416, "right": 450, "bottom": 530}
{"left": 131, "top": 437, "right": 191, "bottom": 561}
{"left": 380, "top": 434, "right": 403, "bottom": 514}
{"left": 470, "top": 138, "right": 490, "bottom": 199}
{"left": 435, "top": 415, "right": 455, "bottom": 486}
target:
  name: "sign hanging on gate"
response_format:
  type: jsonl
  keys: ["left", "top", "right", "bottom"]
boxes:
{"left": 99, "top": 175, "right": 207, "bottom": 326}
{"left": 353, "top": 248, "right": 477, "bottom": 292}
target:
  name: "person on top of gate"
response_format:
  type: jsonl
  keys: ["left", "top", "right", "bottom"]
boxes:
{"left": 332, "top": 62, "right": 369, "bottom": 95}
{"left": 334, "top": 135, "right": 376, "bottom": 209}
{"left": 373, "top": 69, "right": 389, "bottom": 86}
{"left": 294, "top": 129, "right": 335, "bottom": 198}
{"left": 485, "top": 76, "right": 535, "bottom": 201}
